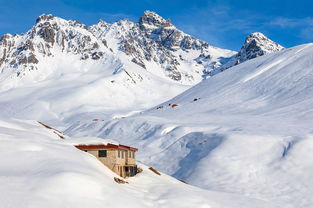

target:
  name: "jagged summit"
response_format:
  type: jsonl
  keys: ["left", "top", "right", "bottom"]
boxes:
{"left": 36, "top": 14, "right": 55, "bottom": 23}
{"left": 0, "top": 12, "right": 235, "bottom": 88}
{"left": 139, "top": 10, "right": 172, "bottom": 28}
{"left": 210, "top": 32, "right": 284, "bottom": 75}
{"left": 35, "top": 13, "right": 87, "bottom": 28}
{"left": 237, "top": 32, "right": 284, "bottom": 64}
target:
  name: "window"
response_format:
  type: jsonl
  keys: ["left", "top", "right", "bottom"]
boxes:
{"left": 122, "top": 151, "right": 124, "bottom": 159}
{"left": 98, "top": 150, "right": 107, "bottom": 157}
{"left": 133, "top": 152, "right": 135, "bottom": 158}
{"left": 118, "top": 150, "right": 120, "bottom": 158}
{"left": 129, "top": 151, "right": 132, "bottom": 158}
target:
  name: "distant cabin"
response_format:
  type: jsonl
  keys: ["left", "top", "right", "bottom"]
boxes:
{"left": 75, "top": 143, "right": 138, "bottom": 178}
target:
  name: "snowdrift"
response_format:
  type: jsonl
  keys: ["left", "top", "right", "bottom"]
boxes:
{"left": 0, "top": 119, "right": 277, "bottom": 208}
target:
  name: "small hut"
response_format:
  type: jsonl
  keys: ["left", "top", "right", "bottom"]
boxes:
{"left": 75, "top": 143, "right": 138, "bottom": 177}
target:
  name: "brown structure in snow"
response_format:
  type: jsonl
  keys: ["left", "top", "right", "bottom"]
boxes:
{"left": 75, "top": 143, "right": 138, "bottom": 178}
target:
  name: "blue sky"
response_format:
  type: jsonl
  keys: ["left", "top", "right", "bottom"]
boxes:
{"left": 0, "top": 0, "right": 312, "bottom": 50}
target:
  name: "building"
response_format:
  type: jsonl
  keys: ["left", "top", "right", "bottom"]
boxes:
{"left": 75, "top": 143, "right": 138, "bottom": 178}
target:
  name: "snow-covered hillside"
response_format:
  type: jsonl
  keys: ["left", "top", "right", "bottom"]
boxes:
{"left": 66, "top": 43, "right": 313, "bottom": 208}
{"left": 0, "top": 119, "right": 278, "bottom": 208}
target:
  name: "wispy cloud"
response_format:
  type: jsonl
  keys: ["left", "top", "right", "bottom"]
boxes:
{"left": 268, "top": 17, "right": 313, "bottom": 28}
{"left": 267, "top": 17, "right": 313, "bottom": 42}
{"left": 86, "top": 12, "right": 136, "bottom": 23}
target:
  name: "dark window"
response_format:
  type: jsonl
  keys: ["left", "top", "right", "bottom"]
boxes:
{"left": 122, "top": 151, "right": 124, "bottom": 159}
{"left": 118, "top": 150, "right": 120, "bottom": 158}
{"left": 129, "top": 151, "right": 131, "bottom": 158}
{"left": 98, "top": 150, "right": 107, "bottom": 157}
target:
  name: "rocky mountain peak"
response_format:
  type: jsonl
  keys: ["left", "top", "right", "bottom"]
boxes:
{"left": 246, "top": 32, "right": 269, "bottom": 42}
{"left": 0, "top": 12, "right": 235, "bottom": 86}
{"left": 97, "top": 19, "right": 110, "bottom": 27}
{"left": 0, "top": 14, "right": 110, "bottom": 80}
{"left": 35, "top": 14, "right": 88, "bottom": 29}
{"left": 237, "top": 32, "right": 284, "bottom": 64}
{"left": 139, "top": 10, "right": 172, "bottom": 28}
{"left": 209, "top": 32, "right": 284, "bottom": 75}
{"left": 35, "top": 14, "right": 55, "bottom": 23}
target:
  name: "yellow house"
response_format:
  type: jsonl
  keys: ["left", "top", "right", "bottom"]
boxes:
{"left": 75, "top": 143, "right": 138, "bottom": 178}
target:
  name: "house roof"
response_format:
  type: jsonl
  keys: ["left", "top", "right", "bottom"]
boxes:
{"left": 74, "top": 143, "right": 138, "bottom": 151}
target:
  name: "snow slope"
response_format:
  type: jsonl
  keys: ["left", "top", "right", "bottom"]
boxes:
{"left": 0, "top": 57, "right": 188, "bottom": 126}
{"left": 65, "top": 43, "right": 313, "bottom": 208}
{"left": 0, "top": 119, "right": 277, "bottom": 208}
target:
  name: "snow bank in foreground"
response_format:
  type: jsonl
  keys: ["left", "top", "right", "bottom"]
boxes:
{"left": 0, "top": 119, "right": 277, "bottom": 208}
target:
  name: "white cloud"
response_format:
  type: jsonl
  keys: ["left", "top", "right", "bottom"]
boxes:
{"left": 268, "top": 17, "right": 313, "bottom": 28}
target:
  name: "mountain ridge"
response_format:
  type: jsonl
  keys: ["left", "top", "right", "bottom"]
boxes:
{"left": 0, "top": 11, "right": 283, "bottom": 88}
{"left": 0, "top": 11, "right": 237, "bottom": 88}
{"left": 209, "top": 32, "right": 284, "bottom": 75}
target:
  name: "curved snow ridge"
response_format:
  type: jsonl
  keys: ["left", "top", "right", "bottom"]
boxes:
{"left": 112, "top": 110, "right": 142, "bottom": 119}
{"left": 160, "top": 125, "right": 178, "bottom": 135}
{"left": 242, "top": 58, "right": 286, "bottom": 82}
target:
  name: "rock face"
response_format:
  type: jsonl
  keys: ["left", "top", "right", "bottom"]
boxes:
{"left": 0, "top": 11, "right": 235, "bottom": 86}
{"left": 0, "top": 14, "right": 107, "bottom": 79}
{"left": 89, "top": 10, "right": 235, "bottom": 82}
{"left": 236, "top": 32, "right": 284, "bottom": 64}
{"left": 209, "top": 32, "right": 284, "bottom": 75}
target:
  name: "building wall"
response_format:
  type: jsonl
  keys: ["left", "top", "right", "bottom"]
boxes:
{"left": 87, "top": 149, "right": 117, "bottom": 171}
{"left": 115, "top": 150, "right": 136, "bottom": 165}
{"left": 84, "top": 148, "right": 137, "bottom": 178}
{"left": 127, "top": 150, "right": 136, "bottom": 165}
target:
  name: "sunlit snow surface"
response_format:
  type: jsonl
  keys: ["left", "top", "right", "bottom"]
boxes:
{"left": 0, "top": 119, "right": 277, "bottom": 208}
{"left": 65, "top": 43, "right": 313, "bottom": 208}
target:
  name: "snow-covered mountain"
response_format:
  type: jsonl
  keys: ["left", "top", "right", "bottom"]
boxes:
{"left": 0, "top": 11, "right": 284, "bottom": 124}
{"left": 211, "top": 32, "right": 284, "bottom": 74}
{"left": 90, "top": 11, "right": 236, "bottom": 81}
{"left": 0, "top": 11, "right": 235, "bottom": 89}
{"left": 0, "top": 11, "right": 239, "bottom": 124}
{"left": 236, "top": 32, "right": 283, "bottom": 63}
{"left": 65, "top": 43, "right": 313, "bottom": 208}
